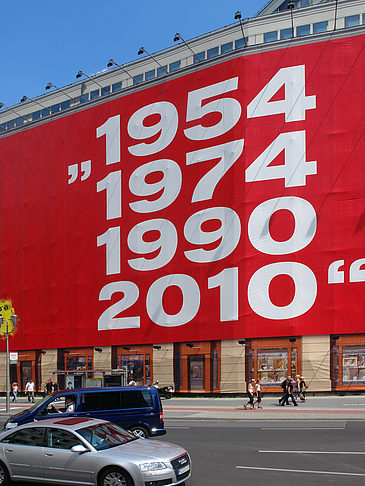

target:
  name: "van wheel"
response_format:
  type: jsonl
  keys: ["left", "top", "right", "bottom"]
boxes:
{"left": 129, "top": 425, "right": 149, "bottom": 438}
{"left": 0, "top": 462, "right": 10, "bottom": 486}
{"left": 99, "top": 467, "right": 132, "bottom": 486}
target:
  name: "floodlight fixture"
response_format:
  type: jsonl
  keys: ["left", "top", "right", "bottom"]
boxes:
{"left": 106, "top": 58, "right": 133, "bottom": 79}
{"left": 173, "top": 32, "right": 197, "bottom": 58}
{"left": 137, "top": 47, "right": 168, "bottom": 74}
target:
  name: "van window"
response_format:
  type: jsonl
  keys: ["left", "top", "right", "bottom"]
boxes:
{"left": 121, "top": 390, "right": 152, "bottom": 408}
{"left": 82, "top": 391, "right": 121, "bottom": 411}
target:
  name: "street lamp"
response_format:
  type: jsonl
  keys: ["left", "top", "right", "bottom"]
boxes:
{"left": 0, "top": 314, "right": 18, "bottom": 413}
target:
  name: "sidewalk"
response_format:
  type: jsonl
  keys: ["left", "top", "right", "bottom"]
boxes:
{"left": 162, "top": 395, "right": 365, "bottom": 421}
{"left": 1, "top": 395, "right": 365, "bottom": 421}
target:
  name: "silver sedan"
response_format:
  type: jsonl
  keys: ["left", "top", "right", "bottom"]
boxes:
{"left": 0, "top": 417, "right": 191, "bottom": 486}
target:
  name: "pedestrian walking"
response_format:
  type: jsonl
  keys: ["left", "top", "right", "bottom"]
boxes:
{"left": 25, "top": 379, "right": 35, "bottom": 403}
{"left": 254, "top": 379, "right": 262, "bottom": 409}
{"left": 12, "top": 382, "right": 18, "bottom": 402}
{"left": 243, "top": 379, "right": 255, "bottom": 410}
{"left": 286, "top": 377, "right": 298, "bottom": 406}
{"left": 278, "top": 376, "right": 290, "bottom": 406}
{"left": 299, "top": 376, "right": 308, "bottom": 402}
{"left": 294, "top": 375, "right": 301, "bottom": 401}
{"left": 45, "top": 378, "right": 53, "bottom": 395}
{"left": 53, "top": 381, "right": 59, "bottom": 393}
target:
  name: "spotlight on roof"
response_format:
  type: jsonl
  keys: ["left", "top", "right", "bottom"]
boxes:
{"left": 0, "top": 103, "right": 4, "bottom": 109}
{"left": 107, "top": 59, "right": 115, "bottom": 67}
{"left": 287, "top": 1, "right": 295, "bottom": 9}
{"left": 173, "top": 33, "right": 181, "bottom": 42}
{"left": 45, "top": 82, "right": 55, "bottom": 90}
{"left": 234, "top": 11, "right": 242, "bottom": 20}
{"left": 20, "top": 96, "right": 29, "bottom": 103}
{"left": 138, "top": 47, "right": 145, "bottom": 56}
{"left": 76, "top": 70, "right": 84, "bottom": 79}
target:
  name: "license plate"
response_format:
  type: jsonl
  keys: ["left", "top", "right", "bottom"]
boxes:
{"left": 177, "top": 465, "right": 190, "bottom": 475}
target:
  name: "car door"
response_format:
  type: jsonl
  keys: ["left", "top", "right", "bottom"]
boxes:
{"left": 2, "top": 427, "right": 44, "bottom": 481}
{"left": 43, "top": 427, "right": 92, "bottom": 485}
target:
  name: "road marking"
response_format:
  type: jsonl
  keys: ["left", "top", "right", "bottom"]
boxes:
{"left": 259, "top": 450, "right": 365, "bottom": 455}
{"left": 261, "top": 427, "right": 345, "bottom": 430}
{"left": 236, "top": 466, "right": 365, "bottom": 477}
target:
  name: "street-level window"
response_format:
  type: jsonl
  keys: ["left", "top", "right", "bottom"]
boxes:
{"left": 257, "top": 348, "right": 292, "bottom": 385}
{"left": 221, "top": 42, "right": 233, "bottom": 54}
{"left": 297, "top": 24, "right": 310, "bottom": 36}
{"left": 264, "top": 31, "right": 278, "bottom": 43}
{"left": 345, "top": 15, "right": 360, "bottom": 28}
{"left": 280, "top": 28, "right": 293, "bottom": 39}
{"left": 313, "top": 21, "right": 328, "bottom": 33}
{"left": 342, "top": 346, "right": 365, "bottom": 383}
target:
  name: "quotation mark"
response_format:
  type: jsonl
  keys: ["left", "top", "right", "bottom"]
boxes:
{"left": 68, "top": 160, "right": 92, "bottom": 184}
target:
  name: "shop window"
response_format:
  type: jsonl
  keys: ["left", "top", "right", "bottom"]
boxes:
{"left": 313, "top": 21, "right": 327, "bottom": 33}
{"left": 118, "top": 354, "right": 145, "bottom": 385}
{"left": 264, "top": 31, "right": 278, "bottom": 43}
{"left": 297, "top": 24, "right": 310, "bottom": 36}
{"left": 331, "top": 343, "right": 339, "bottom": 386}
{"left": 342, "top": 346, "right": 365, "bottom": 383}
{"left": 257, "top": 349, "right": 289, "bottom": 385}
{"left": 345, "top": 15, "right": 360, "bottom": 28}
{"left": 280, "top": 28, "right": 293, "bottom": 39}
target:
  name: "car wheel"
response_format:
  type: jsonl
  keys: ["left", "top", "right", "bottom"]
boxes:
{"left": 0, "top": 462, "right": 10, "bottom": 486}
{"left": 128, "top": 425, "right": 149, "bottom": 438}
{"left": 99, "top": 467, "right": 133, "bottom": 486}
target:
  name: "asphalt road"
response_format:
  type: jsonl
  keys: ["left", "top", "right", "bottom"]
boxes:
{"left": 161, "top": 418, "right": 365, "bottom": 486}
{"left": 1, "top": 416, "right": 365, "bottom": 485}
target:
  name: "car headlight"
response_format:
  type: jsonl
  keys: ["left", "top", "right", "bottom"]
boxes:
{"left": 4, "top": 421, "right": 18, "bottom": 430}
{"left": 139, "top": 462, "right": 168, "bottom": 472}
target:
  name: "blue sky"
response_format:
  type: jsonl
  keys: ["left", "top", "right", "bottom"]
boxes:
{"left": 1, "top": 1, "right": 265, "bottom": 108}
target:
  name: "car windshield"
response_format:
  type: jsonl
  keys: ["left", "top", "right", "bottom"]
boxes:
{"left": 28, "top": 394, "right": 54, "bottom": 412}
{"left": 77, "top": 423, "right": 137, "bottom": 450}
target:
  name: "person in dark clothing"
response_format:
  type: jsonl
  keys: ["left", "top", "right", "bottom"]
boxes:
{"left": 286, "top": 377, "right": 298, "bottom": 406}
{"left": 45, "top": 379, "right": 53, "bottom": 395}
{"left": 278, "top": 377, "right": 290, "bottom": 406}
{"left": 53, "top": 382, "right": 59, "bottom": 393}
{"left": 299, "top": 376, "right": 308, "bottom": 402}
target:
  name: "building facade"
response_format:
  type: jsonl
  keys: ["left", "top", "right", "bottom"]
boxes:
{"left": 1, "top": 0, "right": 365, "bottom": 395}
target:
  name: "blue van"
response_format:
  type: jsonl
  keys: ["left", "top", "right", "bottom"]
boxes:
{"left": 4, "top": 386, "right": 165, "bottom": 438}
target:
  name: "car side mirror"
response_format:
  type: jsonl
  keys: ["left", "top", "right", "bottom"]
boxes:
{"left": 71, "top": 444, "right": 89, "bottom": 453}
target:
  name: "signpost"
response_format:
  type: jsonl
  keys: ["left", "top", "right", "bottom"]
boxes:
{"left": 0, "top": 304, "right": 18, "bottom": 413}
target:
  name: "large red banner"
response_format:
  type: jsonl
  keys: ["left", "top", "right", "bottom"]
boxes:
{"left": 1, "top": 34, "right": 365, "bottom": 350}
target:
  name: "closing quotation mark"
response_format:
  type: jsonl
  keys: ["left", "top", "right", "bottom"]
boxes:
{"left": 68, "top": 160, "right": 92, "bottom": 184}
